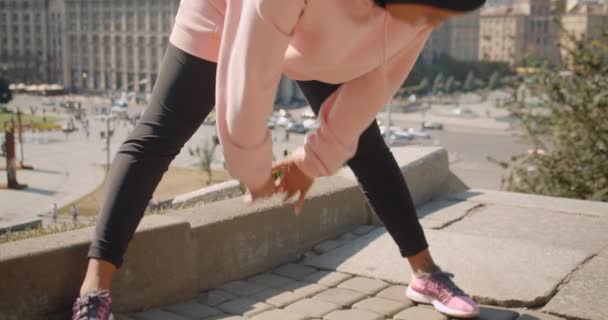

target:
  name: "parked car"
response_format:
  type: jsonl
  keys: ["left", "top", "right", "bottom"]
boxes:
{"left": 286, "top": 122, "right": 308, "bottom": 134}
{"left": 277, "top": 109, "right": 291, "bottom": 118}
{"left": 451, "top": 106, "right": 475, "bottom": 116}
{"left": 422, "top": 121, "right": 443, "bottom": 130}
{"left": 406, "top": 128, "right": 431, "bottom": 139}
{"left": 379, "top": 125, "right": 402, "bottom": 136}
{"left": 267, "top": 118, "right": 276, "bottom": 129}
{"left": 276, "top": 116, "right": 292, "bottom": 127}
{"left": 302, "top": 118, "right": 319, "bottom": 130}
{"left": 385, "top": 134, "right": 412, "bottom": 146}
{"left": 301, "top": 109, "right": 316, "bottom": 119}
{"left": 112, "top": 100, "right": 128, "bottom": 108}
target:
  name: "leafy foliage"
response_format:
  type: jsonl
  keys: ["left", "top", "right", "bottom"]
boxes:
{"left": 495, "top": 29, "right": 608, "bottom": 201}
{"left": 189, "top": 140, "right": 218, "bottom": 185}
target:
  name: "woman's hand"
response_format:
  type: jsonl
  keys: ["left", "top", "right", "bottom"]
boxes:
{"left": 272, "top": 158, "right": 314, "bottom": 216}
{"left": 245, "top": 175, "right": 278, "bottom": 204}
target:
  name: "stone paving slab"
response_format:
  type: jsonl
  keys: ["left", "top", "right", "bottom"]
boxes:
{"left": 337, "top": 276, "right": 389, "bottom": 295}
{"left": 162, "top": 300, "right": 222, "bottom": 319}
{"left": 220, "top": 281, "right": 269, "bottom": 297}
{"left": 475, "top": 306, "right": 520, "bottom": 320}
{"left": 282, "top": 281, "right": 328, "bottom": 298}
{"left": 313, "top": 287, "right": 368, "bottom": 307}
{"left": 416, "top": 200, "right": 482, "bottom": 229}
{"left": 250, "top": 309, "right": 311, "bottom": 320}
{"left": 543, "top": 257, "right": 608, "bottom": 320}
{"left": 313, "top": 240, "right": 343, "bottom": 255}
{"left": 206, "top": 315, "right": 248, "bottom": 320}
{"left": 445, "top": 204, "right": 608, "bottom": 253}
{"left": 599, "top": 245, "right": 608, "bottom": 259}
{"left": 516, "top": 310, "right": 566, "bottom": 320}
{"left": 273, "top": 263, "right": 319, "bottom": 281}
{"left": 393, "top": 306, "right": 448, "bottom": 320}
{"left": 353, "top": 297, "right": 410, "bottom": 317}
{"left": 448, "top": 189, "right": 608, "bottom": 218}
{"left": 216, "top": 297, "right": 274, "bottom": 317}
{"left": 324, "top": 309, "right": 384, "bottom": 320}
{"left": 131, "top": 309, "right": 191, "bottom": 320}
{"left": 283, "top": 298, "right": 341, "bottom": 318}
{"left": 247, "top": 273, "right": 297, "bottom": 289}
{"left": 303, "top": 270, "right": 352, "bottom": 287}
{"left": 304, "top": 228, "right": 589, "bottom": 306}
{"left": 251, "top": 288, "right": 302, "bottom": 307}
{"left": 375, "top": 286, "right": 412, "bottom": 305}
{"left": 198, "top": 289, "right": 239, "bottom": 307}
{"left": 353, "top": 225, "right": 377, "bottom": 236}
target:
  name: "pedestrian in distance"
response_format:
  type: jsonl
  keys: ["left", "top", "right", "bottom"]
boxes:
{"left": 72, "top": 1, "right": 487, "bottom": 319}
{"left": 72, "top": 204, "right": 79, "bottom": 224}
{"left": 51, "top": 203, "right": 58, "bottom": 224}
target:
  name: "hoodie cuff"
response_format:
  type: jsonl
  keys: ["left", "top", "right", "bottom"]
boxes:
{"left": 220, "top": 128, "right": 273, "bottom": 191}
{"left": 293, "top": 117, "right": 358, "bottom": 179}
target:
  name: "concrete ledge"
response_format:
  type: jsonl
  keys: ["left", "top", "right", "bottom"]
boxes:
{"left": 171, "top": 179, "right": 245, "bottom": 209}
{"left": 0, "top": 215, "right": 196, "bottom": 319}
{"left": 337, "top": 146, "right": 468, "bottom": 225}
{"left": 174, "top": 176, "right": 367, "bottom": 291}
{"left": 338, "top": 147, "right": 467, "bottom": 208}
{"left": 0, "top": 218, "right": 42, "bottom": 235}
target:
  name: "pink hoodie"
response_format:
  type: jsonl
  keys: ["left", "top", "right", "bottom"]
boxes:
{"left": 170, "top": 0, "right": 433, "bottom": 190}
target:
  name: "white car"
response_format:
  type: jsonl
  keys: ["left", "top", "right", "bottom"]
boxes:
{"left": 406, "top": 128, "right": 431, "bottom": 139}
{"left": 276, "top": 116, "right": 293, "bottom": 127}
{"left": 301, "top": 109, "right": 316, "bottom": 119}
{"left": 451, "top": 106, "right": 475, "bottom": 116}
{"left": 422, "top": 121, "right": 443, "bottom": 130}
{"left": 302, "top": 119, "right": 319, "bottom": 130}
{"left": 385, "top": 134, "right": 412, "bottom": 146}
{"left": 267, "top": 119, "right": 276, "bottom": 129}
{"left": 379, "top": 126, "right": 402, "bottom": 136}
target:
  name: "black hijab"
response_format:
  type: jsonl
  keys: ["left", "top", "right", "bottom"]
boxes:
{"left": 374, "top": 0, "right": 486, "bottom": 12}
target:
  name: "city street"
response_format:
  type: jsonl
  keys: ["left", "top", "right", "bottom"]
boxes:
{"left": 0, "top": 94, "right": 528, "bottom": 230}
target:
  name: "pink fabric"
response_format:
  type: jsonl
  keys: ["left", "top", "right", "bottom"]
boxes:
{"left": 170, "top": 0, "right": 433, "bottom": 189}
{"left": 409, "top": 274, "right": 479, "bottom": 315}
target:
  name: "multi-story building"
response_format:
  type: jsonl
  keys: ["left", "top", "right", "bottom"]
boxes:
{"left": 479, "top": 0, "right": 562, "bottom": 65}
{"left": 51, "top": 0, "right": 179, "bottom": 95}
{"left": 1, "top": 0, "right": 179, "bottom": 96}
{"left": 0, "top": 0, "right": 51, "bottom": 83}
{"left": 561, "top": 1, "right": 608, "bottom": 41}
{"left": 422, "top": 11, "right": 481, "bottom": 62}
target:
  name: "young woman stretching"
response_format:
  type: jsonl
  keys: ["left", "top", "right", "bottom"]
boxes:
{"left": 72, "top": 1, "right": 486, "bottom": 319}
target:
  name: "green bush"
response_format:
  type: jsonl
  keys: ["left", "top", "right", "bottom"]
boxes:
{"left": 493, "top": 29, "right": 608, "bottom": 201}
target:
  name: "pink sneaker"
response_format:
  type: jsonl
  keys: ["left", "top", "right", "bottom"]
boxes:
{"left": 406, "top": 271, "right": 479, "bottom": 318}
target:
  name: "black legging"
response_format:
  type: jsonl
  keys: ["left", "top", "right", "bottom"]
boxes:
{"left": 88, "top": 44, "right": 428, "bottom": 268}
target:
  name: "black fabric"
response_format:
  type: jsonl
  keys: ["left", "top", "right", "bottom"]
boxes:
{"left": 296, "top": 81, "right": 428, "bottom": 258}
{"left": 88, "top": 44, "right": 217, "bottom": 267}
{"left": 378, "top": 0, "right": 486, "bottom": 12}
{"left": 89, "top": 44, "right": 429, "bottom": 268}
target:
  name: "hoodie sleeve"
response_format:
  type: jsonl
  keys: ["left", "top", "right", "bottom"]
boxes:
{"left": 293, "top": 28, "right": 430, "bottom": 179}
{"left": 216, "top": 0, "right": 306, "bottom": 190}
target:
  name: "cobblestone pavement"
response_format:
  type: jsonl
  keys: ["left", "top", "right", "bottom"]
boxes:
{"left": 115, "top": 261, "right": 561, "bottom": 320}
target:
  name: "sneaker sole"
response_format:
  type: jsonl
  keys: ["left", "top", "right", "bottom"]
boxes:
{"left": 406, "top": 286, "right": 479, "bottom": 319}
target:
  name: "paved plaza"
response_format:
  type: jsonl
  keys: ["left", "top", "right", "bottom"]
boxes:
{"left": 111, "top": 190, "right": 608, "bottom": 320}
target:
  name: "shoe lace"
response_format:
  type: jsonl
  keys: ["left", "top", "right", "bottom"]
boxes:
{"left": 429, "top": 271, "right": 466, "bottom": 301}
{"left": 72, "top": 290, "right": 111, "bottom": 320}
